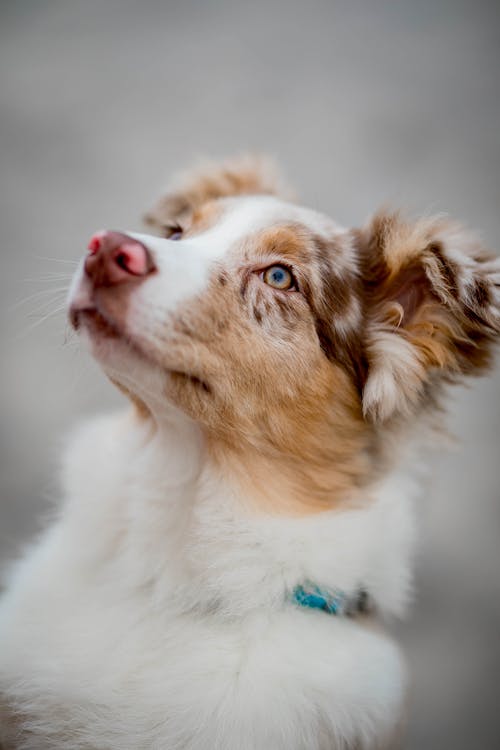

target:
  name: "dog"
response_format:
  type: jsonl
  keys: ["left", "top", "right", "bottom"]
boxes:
{"left": 0, "top": 155, "right": 499, "bottom": 749}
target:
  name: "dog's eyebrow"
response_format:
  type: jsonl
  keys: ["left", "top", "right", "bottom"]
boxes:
{"left": 185, "top": 202, "right": 224, "bottom": 237}
{"left": 253, "top": 224, "right": 312, "bottom": 260}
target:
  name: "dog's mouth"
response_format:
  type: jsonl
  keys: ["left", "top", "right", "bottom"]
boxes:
{"left": 70, "top": 304, "right": 212, "bottom": 396}
{"left": 70, "top": 302, "right": 161, "bottom": 371}
{"left": 70, "top": 305, "right": 120, "bottom": 339}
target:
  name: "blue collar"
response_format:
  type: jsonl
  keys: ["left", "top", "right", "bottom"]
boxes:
{"left": 292, "top": 583, "right": 371, "bottom": 617}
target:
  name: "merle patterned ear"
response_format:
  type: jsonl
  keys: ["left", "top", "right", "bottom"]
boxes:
{"left": 144, "top": 154, "right": 293, "bottom": 233}
{"left": 356, "top": 211, "right": 500, "bottom": 422}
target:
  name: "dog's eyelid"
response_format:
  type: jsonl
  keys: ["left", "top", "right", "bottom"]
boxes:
{"left": 162, "top": 222, "right": 184, "bottom": 240}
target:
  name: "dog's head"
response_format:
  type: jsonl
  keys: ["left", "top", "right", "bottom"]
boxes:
{"left": 69, "top": 156, "right": 500, "bottom": 511}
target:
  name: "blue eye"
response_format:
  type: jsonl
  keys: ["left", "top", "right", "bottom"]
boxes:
{"left": 262, "top": 265, "right": 296, "bottom": 290}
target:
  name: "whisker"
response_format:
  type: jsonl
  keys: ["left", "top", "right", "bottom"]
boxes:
{"left": 21, "top": 274, "right": 73, "bottom": 283}
{"left": 63, "top": 325, "right": 78, "bottom": 346}
{"left": 10, "top": 288, "right": 69, "bottom": 313}
{"left": 32, "top": 256, "right": 80, "bottom": 265}
{"left": 16, "top": 305, "right": 68, "bottom": 339}
{"left": 29, "top": 304, "right": 67, "bottom": 322}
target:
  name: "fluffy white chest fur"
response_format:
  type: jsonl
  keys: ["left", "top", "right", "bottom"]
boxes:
{"left": 0, "top": 410, "right": 417, "bottom": 750}
{"left": 1, "top": 156, "right": 498, "bottom": 749}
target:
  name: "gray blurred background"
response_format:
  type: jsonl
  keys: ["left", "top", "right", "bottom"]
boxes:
{"left": 1, "top": 1, "right": 499, "bottom": 748}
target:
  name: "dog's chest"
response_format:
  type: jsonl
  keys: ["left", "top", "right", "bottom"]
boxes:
{"left": 0, "top": 574, "right": 403, "bottom": 750}
{"left": 0, "top": 415, "right": 416, "bottom": 748}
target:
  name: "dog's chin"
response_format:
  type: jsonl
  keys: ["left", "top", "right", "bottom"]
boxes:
{"left": 72, "top": 307, "right": 165, "bottom": 400}
{"left": 74, "top": 307, "right": 147, "bottom": 365}
{"left": 72, "top": 307, "right": 209, "bottom": 417}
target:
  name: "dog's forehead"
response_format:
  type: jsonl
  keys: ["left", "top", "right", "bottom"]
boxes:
{"left": 188, "top": 195, "right": 341, "bottom": 256}
{"left": 132, "top": 196, "right": 342, "bottom": 268}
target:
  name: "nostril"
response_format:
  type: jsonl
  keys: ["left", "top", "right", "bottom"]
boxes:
{"left": 115, "top": 252, "right": 129, "bottom": 272}
{"left": 87, "top": 232, "right": 105, "bottom": 255}
{"left": 112, "top": 242, "right": 150, "bottom": 276}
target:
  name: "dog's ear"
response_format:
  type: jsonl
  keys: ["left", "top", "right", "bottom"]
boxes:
{"left": 144, "top": 154, "right": 293, "bottom": 233}
{"left": 354, "top": 210, "right": 500, "bottom": 422}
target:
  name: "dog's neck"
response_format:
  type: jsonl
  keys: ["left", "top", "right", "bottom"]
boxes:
{"left": 70, "top": 406, "right": 421, "bottom": 623}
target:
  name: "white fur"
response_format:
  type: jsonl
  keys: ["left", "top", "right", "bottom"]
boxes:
{"left": 0, "top": 408, "right": 418, "bottom": 749}
{"left": 363, "top": 330, "right": 426, "bottom": 422}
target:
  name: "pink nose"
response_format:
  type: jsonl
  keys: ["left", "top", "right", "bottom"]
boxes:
{"left": 85, "top": 231, "right": 155, "bottom": 286}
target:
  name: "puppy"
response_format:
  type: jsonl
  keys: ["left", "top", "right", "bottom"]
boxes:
{"left": 0, "top": 156, "right": 499, "bottom": 749}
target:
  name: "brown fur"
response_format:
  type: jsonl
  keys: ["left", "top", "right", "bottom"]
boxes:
{"left": 185, "top": 201, "right": 223, "bottom": 237}
{"left": 144, "top": 154, "right": 293, "bottom": 234}
{"left": 356, "top": 210, "right": 500, "bottom": 421}
{"left": 161, "top": 223, "right": 373, "bottom": 514}
{"left": 110, "top": 158, "right": 499, "bottom": 513}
